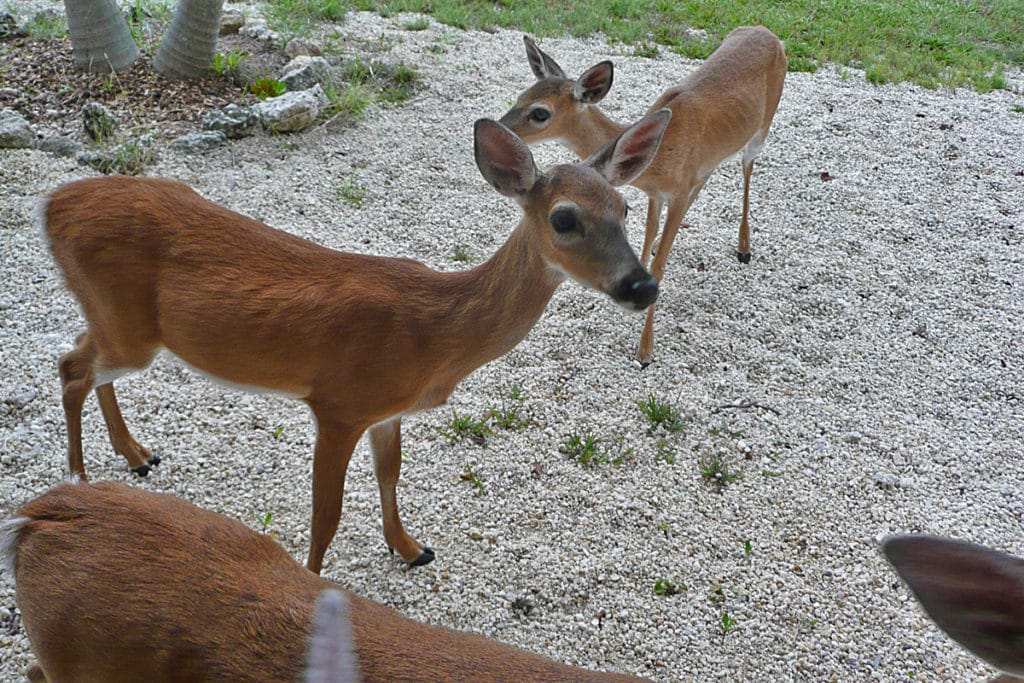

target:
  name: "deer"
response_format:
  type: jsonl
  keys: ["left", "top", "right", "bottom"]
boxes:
{"left": 882, "top": 534, "right": 1024, "bottom": 682}
{"left": 0, "top": 479, "right": 648, "bottom": 682}
{"left": 41, "top": 112, "right": 670, "bottom": 574}
{"left": 498, "top": 26, "right": 787, "bottom": 365}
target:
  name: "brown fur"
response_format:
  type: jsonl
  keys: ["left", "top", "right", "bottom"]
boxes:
{"left": 8, "top": 481, "right": 647, "bottom": 682}
{"left": 43, "top": 117, "right": 667, "bottom": 573}
{"left": 500, "top": 26, "right": 788, "bottom": 364}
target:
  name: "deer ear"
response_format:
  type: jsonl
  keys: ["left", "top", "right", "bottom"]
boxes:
{"left": 474, "top": 119, "right": 539, "bottom": 200}
{"left": 573, "top": 61, "right": 613, "bottom": 104}
{"left": 304, "top": 590, "right": 361, "bottom": 683}
{"left": 585, "top": 109, "right": 670, "bottom": 187}
{"left": 883, "top": 535, "right": 1024, "bottom": 677}
{"left": 524, "top": 35, "right": 566, "bottom": 80}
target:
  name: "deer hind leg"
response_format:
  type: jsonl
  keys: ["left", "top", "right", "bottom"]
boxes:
{"left": 306, "top": 416, "right": 364, "bottom": 575}
{"left": 96, "top": 384, "right": 160, "bottom": 476}
{"left": 636, "top": 198, "right": 692, "bottom": 367}
{"left": 369, "top": 420, "right": 434, "bottom": 567}
{"left": 737, "top": 134, "right": 766, "bottom": 264}
{"left": 59, "top": 332, "right": 158, "bottom": 478}
{"left": 58, "top": 333, "right": 100, "bottom": 478}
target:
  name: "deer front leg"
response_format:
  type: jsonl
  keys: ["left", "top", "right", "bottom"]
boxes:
{"left": 96, "top": 383, "right": 160, "bottom": 476}
{"left": 737, "top": 157, "right": 755, "bottom": 263}
{"left": 639, "top": 196, "right": 664, "bottom": 269}
{"left": 636, "top": 198, "right": 690, "bottom": 367}
{"left": 369, "top": 420, "right": 434, "bottom": 567}
{"left": 306, "top": 418, "right": 363, "bottom": 575}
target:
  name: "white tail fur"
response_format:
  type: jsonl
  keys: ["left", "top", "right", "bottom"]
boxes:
{"left": 305, "top": 590, "right": 361, "bottom": 683}
{"left": 44, "top": 115, "right": 668, "bottom": 574}
{"left": 883, "top": 534, "right": 1024, "bottom": 680}
{"left": 6, "top": 480, "right": 645, "bottom": 682}
{"left": 500, "top": 27, "right": 787, "bottom": 365}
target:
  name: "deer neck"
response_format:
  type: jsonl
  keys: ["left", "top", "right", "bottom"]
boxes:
{"left": 563, "top": 106, "right": 628, "bottom": 159}
{"left": 440, "top": 220, "right": 563, "bottom": 370}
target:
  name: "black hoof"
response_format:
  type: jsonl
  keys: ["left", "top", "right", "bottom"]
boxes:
{"left": 388, "top": 545, "right": 395, "bottom": 556}
{"left": 639, "top": 360, "right": 652, "bottom": 371}
{"left": 131, "top": 464, "right": 150, "bottom": 477}
{"left": 409, "top": 547, "right": 435, "bottom": 567}
{"left": 737, "top": 251, "right": 751, "bottom": 264}
{"left": 147, "top": 455, "right": 161, "bottom": 467}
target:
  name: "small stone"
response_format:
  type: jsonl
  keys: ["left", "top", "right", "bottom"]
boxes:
{"left": 281, "top": 56, "right": 332, "bottom": 92}
{"left": 468, "top": 527, "right": 483, "bottom": 541}
{"left": 873, "top": 472, "right": 898, "bottom": 489}
{"left": 0, "top": 12, "right": 25, "bottom": 39}
{"left": 842, "top": 431, "right": 862, "bottom": 444}
{"left": 257, "top": 85, "right": 325, "bottom": 133}
{"left": 284, "top": 37, "right": 323, "bottom": 58}
{"left": 0, "top": 108, "right": 34, "bottom": 149}
{"left": 36, "top": 136, "right": 80, "bottom": 158}
{"left": 169, "top": 131, "right": 227, "bottom": 154}
{"left": 82, "top": 102, "right": 117, "bottom": 141}
{"left": 6, "top": 389, "right": 38, "bottom": 409}
{"left": 219, "top": 8, "right": 244, "bottom": 35}
{"left": 203, "top": 104, "right": 259, "bottom": 139}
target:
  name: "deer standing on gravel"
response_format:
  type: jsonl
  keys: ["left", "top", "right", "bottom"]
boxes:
{"left": 883, "top": 535, "right": 1024, "bottom": 682}
{"left": 42, "top": 113, "right": 669, "bottom": 574}
{"left": 1, "top": 480, "right": 647, "bottom": 682}
{"left": 499, "top": 26, "right": 787, "bottom": 365}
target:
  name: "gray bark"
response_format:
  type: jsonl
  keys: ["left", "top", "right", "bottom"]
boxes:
{"left": 153, "top": 0, "right": 225, "bottom": 78}
{"left": 64, "top": 0, "right": 140, "bottom": 73}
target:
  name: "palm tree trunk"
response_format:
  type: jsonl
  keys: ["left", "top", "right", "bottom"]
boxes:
{"left": 153, "top": 0, "right": 225, "bottom": 78}
{"left": 64, "top": 0, "right": 140, "bottom": 73}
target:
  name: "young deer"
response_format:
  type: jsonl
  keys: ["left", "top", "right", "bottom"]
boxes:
{"left": 499, "top": 27, "right": 787, "bottom": 365}
{"left": 43, "top": 112, "right": 669, "bottom": 574}
{"left": 1, "top": 480, "right": 647, "bottom": 682}
{"left": 883, "top": 535, "right": 1024, "bottom": 682}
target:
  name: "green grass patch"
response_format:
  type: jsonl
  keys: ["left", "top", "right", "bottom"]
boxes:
{"left": 353, "top": 0, "right": 1022, "bottom": 90}
{"left": 263, "top": 0, "right": 347, "bottom": 40}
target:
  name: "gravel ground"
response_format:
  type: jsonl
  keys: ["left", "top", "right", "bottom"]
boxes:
{"left": 2, "top": 9, "right": 1023, "bottom": 682}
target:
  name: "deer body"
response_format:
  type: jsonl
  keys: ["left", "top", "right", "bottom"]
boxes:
{"left": 44, "top": 115, "right": 669, "bottom": 573}
{"left": 500, "top": 26, "right": 787, "bottom": 364}
{"left": 1, "top": 480, "right": 646, "bottom": 682}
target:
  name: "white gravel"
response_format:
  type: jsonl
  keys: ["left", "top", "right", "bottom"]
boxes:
{"left": 2, "top": 9, "right": 1023, "bottom": 682}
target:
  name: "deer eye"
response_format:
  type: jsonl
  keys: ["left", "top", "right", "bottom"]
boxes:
{"left": 550, "top": 208, "right": 580, "bottom": 234}
{"left": 529, "top": 108, "right": 551, "bottom": 123}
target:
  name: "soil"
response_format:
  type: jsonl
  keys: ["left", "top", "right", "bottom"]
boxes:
{"left": 0, "top": 31, "right": 284, "bottom": 143}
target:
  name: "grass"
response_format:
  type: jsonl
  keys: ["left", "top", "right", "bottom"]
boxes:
{"left": 439, "top": 408, "right": 492, "bottom": 445}
{"left": 563, "top": 431, "right": 633, "bottom": 467}
{"left": 348, "top": 0, "right": 1022, "bottom": 91}
{"left": 653, "top": 577, "right": 686, "bottom": 595}
{"left": 22, "top": 11, "right": 67, "bottom": 40}
{"left": 337, "top": 173, "right": 368, "bottom": 206}
{"left": 262, "top": 0, "right": 347, "bottom": 40}
{"left": 487, "top": 384, "right": 531, "bottom": 431}
{"left": 460, "top": 463, "right": 486, "bottom": 496}
{"left": 637, "top": 393, "right": 686, "bottom": 433}
{"left": 700, "top": 454, "right": 740, "bottom": 490}
{"left": 402, "top": 16, "right": 430, "bottom": 31}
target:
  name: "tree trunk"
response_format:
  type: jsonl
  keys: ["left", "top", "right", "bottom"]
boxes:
{"left": 153, "top": 0, "right": 225, "bottom": 79}
{"left": 64, "top": 0, "right": 140, "bottom": 73}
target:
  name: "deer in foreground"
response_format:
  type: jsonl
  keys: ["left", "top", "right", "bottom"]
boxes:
{"left": 499, "top": 26, "right": 787, "bottom": 365}
{"left": 1, "top": 480, "right": 647, "bottom": 682}
{"left": 882, "top": 534, "right": 1024, "bottom": 682}
{"left": 42, "top": 113, "right": 669, "bottom": 574}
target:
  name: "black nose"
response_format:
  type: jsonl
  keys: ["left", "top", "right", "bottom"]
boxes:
{"left": 615, "top": 268, "right": 658, "bottom": 309}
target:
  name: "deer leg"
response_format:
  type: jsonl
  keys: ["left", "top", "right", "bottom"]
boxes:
{"left": 369, "top": 420, "right": 434, "bottom": 567}
{"left": 639, "top": 196, "right": 664, "bottom": 268}
{"left": 58, "top": 334, "right": 98, "bottom": 478}
{"left": 96, "top": 384, "right": 159, "bottom": 476}
{"left": 737, "top": 158, "right": 755, "bottom": 264}
{"left": 24, "top": 662, "right": 46, "bottom": 683}
{"left": 306, "top": 418, "right": 363, "bottom": 575}
{"left": 636, "top": 199, "right": 691, "bottom": 367}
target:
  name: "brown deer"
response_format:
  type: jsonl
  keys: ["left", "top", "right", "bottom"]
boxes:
{"left": 42, "top": 113, "right": 669, "bottom": 574}
{"left": 883, "top": 535, "right": 1024, "bottom": 682}
{"left": 1, "top": 479, "right": 647, "bottom": 682}
{"left": 499, "top": 26, "right": 787, "bottom": 365}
